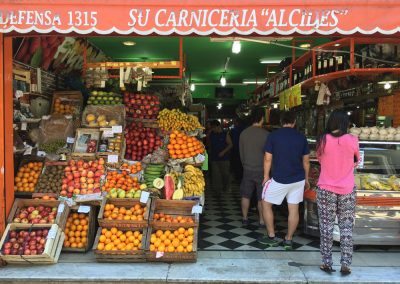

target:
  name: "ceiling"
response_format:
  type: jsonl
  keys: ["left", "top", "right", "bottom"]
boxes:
{"left": 88, "top": 36, "right": 330, "bottom": 85}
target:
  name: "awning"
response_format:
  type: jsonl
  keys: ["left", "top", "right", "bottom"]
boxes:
{"left": 1, "top": 0, "right": 400, "bottom": 36}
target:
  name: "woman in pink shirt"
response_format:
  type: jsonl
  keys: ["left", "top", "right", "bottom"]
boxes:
{"left": 316, "top": 110, "right": 360, "bottom": 275}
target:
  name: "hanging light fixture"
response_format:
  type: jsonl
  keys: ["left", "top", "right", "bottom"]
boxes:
{"left": 217, "top": 103, "right": 223, "bottom": 109}
{"left": 384, "top": 82, "right": 392, "bottom": 90}
{"left": 190, "top": 83, "right": 195, "bottom": 91}
{"left": 220, "top": 75, "right": 227, "bottom": 87}
{"left": 232, "top": 41, "right": 241, "bottom": 54}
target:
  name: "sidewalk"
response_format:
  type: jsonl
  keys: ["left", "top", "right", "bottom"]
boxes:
{"left": 0, "top": 250, "right": 399, "bottom": 283}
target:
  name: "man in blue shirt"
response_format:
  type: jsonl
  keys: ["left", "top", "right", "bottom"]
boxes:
{"left": 258, "top": 111, "right": 310, "bottom": 250}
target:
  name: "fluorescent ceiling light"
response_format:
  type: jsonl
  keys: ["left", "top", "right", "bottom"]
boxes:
{"left": 220, "top": 75, "right": 226, "bottom": 87}
{"left": 232, "top": 41, "right": 241, "bottom": 54}
{"left": 260, "top": 59, "right": 281, "bottom": 64}
{"left": 268, "top": 71, "right": 277, "bottom": 74}
{"left": 384, "top": 82, "right": 392, "bottom": 90}
{"left": 217, "top": 103, "right": 223, "bottom": 109}
{"left": 122, "top": 41, "right": 136, "bottom": 46}
{"left": 190, "top": 83, "right": 195, "bottom": 91}
{"left": 299, "top": 43, "right": 311, "bottom": 48}
{"left": 378, "top": 80, "right": 398, "bottom": 84}
{"left": 334, "top": 43, "right": 341, "bottom": 47}
{"left": 243, "top": 79, "right": 266, "bottom": 84}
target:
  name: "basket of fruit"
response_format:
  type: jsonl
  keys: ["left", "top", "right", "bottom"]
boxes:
{"left": 14, "top": 157, "right": 45, "bottom": 196}
{"left": 0, "top": 223, "right": 64, "bottom": 264}
{"left": 82, "top": 105, "right": 125, "bottom": 128}
{"left": 51, "top": 91, "right": 83, "bottom": 116}
{"left": 35, "top": 161, "right": 67, "bottom": 195}
{"left": 93, "top": 226, "right": 148, "bottom": 262}
{"left": 146, "top": 226, "right": 198, "bottom": 262}
{"left": 7, "top": 198, "right": 70, "bottom": 230}
{"left": 149, "top": 199, "right": 199, "bottom": 229}
{"left": 98, "top": 198, "right": 151, "bottom": 229}
{"left": 62, "top": 205, "right": 96, "bottom": 252}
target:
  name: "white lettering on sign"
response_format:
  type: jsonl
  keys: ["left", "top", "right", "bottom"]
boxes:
{"left": 357, "top": 150, "right": 365, "bottom": 169}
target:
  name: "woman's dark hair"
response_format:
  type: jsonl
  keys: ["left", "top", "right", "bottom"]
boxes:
{"left": 281, "top": 111, "right": 296, "bottom": 125}
{"left": 251, "top": 108, "right": 264, "bottom": 124}
{"left": 210, "top": 120, "right": 221, "bottom": 127}
{"left": 317, "top": 110, "right": 350, "bottom": 155}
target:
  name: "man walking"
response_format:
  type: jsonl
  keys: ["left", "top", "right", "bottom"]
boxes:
{"left": 239, "top": 109, "right": 268, "bottom": 227}
{"left": 259, "top": 111, "right": 310, "bottom": 250}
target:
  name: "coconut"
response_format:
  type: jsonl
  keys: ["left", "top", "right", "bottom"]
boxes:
{"left": 379, "top": 128, "right": 388, "bottom": 136}
{"left": 361, "top": 127, "right": 371, "bottom": 134}
{"left": 395, "top": 133, "right": 400, "bottom": 141}
{"left": 370, "top": 133, "right": 379, "bottom": 140}
{"left": 350, "top": 127, "right": 361, "bottom": 135}
{"left": 360, "top": 133, "right": 370, "bottom": 140}
{"left": 370, "top": 127, "right": 379, "bottom": 134}
{"left": 387, "top": 127, "right": 397, "bottom": 134}
{"left": 386, "top": 134, "right": 395, "bottom": 141}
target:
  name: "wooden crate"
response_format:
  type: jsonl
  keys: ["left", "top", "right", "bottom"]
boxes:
{"left": 14, "top": 156, "right": 45, "bottom": 194}
{"left": 34, "top": 161, "right": 67, "bottom": 195}
{"left": 62, "top": 205, "right": 96, "bottom": 253}
{"left": 81, "top": 105, "right": 126, "bottom": 128}
{"left": 71, "top": 128, "right": 100, "bottom": 158}
{"left": 32, "top": 193, "right": 59, "bottom": 200}
{"left": 0, "top": 224, "right": 64, "bottom": 264}
{"left": 93, "top": 227, "right": 148, "bottom": 262}
{"left": 50, "top": 91, "right": 83, "bottom": 115}
{"left": 149, "top": 199, "right": 199, "bottom": 229}
{"left": 145, "top": 226, "right": 198, "bottom": 263}
{"left": 7, "top": 199, "right": 70, "bottom": 230}
{"left": 98, "top": 198, "right": 151, "bottom": 229}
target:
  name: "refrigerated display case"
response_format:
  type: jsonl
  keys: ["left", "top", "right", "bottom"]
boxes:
{"left": 303, "top": 139, "right": 400, "bottom": 245}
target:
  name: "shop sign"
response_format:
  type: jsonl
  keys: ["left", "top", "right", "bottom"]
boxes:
{"left": 334, "top": 88, "right": 359, "bottom": 100}
{"left": 1, "top": 1, "right": 400, "bottom": 35}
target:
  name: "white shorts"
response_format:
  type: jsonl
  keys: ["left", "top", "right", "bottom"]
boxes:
{"left": 262, "top": 178, "right": 305, "bottom": 205}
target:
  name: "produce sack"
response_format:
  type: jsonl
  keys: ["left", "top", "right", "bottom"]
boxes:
{"left": 38, "top": 114, "right": 74, "bottom": 144}
{"left": 82, "top": 105, "right": 125, "bottom": 128}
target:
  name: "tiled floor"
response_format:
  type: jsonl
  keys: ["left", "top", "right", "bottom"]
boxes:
{"left": 198, "top": 185, "right": 400, "bottom": 252}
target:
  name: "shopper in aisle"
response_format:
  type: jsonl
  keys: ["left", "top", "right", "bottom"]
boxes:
{"left": 316, "top": 110, "right": 359, "bottom": 275}
{"left": 239, "top": 109, "right": 269, "bottom": 227}
{"left": 259, "top": 111, "right": 310, "bottom": 250}
{"left": 231, "top": 117, "right": 245, "bottom": 183}
{"left": 209, "top": 120, "right": 233, "bottom": 196}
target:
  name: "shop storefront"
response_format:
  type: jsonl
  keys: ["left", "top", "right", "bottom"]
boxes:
{"left": 0, "top": 0, "right": 400, "bottom": 264}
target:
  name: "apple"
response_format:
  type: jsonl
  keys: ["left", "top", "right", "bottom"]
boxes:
{"left": 87, "top": 171, "right": 94, "bottom": 178}
{"left": 19, "top": 212, "right": 28, "bottom": 219}
{"left": 71, "top": 166, "right": 77, "bottom": 171}
{"left": 13, "top": 217, "right": 21, "bottom": 223}
{"left": 4, "top": 242, "right": 12, "bottom": 249}
{"left": 32, "top": 210, "right": 39, "bottom": 216}
{"left": 9, "top": 231, "right": 17, "bottom": 239}
{"left": 73, "top": 189, "right": 81, "bottom": 195}
{"left": 80, "top": 177, "right": 87, "bottom": 183}
{"left": 32, "top": 219, "right": 40, "bottom": 224}
{"left": 30, "top": 249, "right": 37, "bottom": 255}
{"left": 60, "top": 190, "right": 67, "bottom": 196}
{"left": 73, "top": 172, "right": 80, "bottom": 178}
{"left": 83, "top": 163, "right": 89, "bottom": 169}
{"left": 23, "top": 249, "right": 31, "bottom": 255}
{"left": 67, "top": 174, "right": 73, "bottom": 181}
{"left": 39, "top": 219, "right": 47, "bottom": 224}
{"left": 77, "top": 160, "right": 84, "bottom": 167}
{"left": 81, "top": 170, "right": 87, "bottom": 177}
{"left": 27, "top": 206, "right": 35, "bottom": 213}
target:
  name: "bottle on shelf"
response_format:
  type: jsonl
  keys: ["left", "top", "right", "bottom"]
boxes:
{"left": 328, "top": 53, "right": 336, "bottom": 73}
{"left": 322, "top": 54, "right": 328, "bottom": 74}
{"left": 336, "top": 54, "right": 344, "bottom": 71}
{"left": 317, "top": 55, "right": 322, "bottom": 75}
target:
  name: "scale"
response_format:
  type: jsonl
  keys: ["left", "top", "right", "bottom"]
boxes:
{"left": 376, "top": 116, "right": 393, "bottom": 127}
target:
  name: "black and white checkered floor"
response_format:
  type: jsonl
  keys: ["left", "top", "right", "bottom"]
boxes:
{"left": 198, "top": 186, "right": 400, "bottom": 252}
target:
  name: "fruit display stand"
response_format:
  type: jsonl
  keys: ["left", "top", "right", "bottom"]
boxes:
{"left": 14, "top": 156, "right": 45, "bottom": 197}
{"left": 145, "top": 226, "right": 198, "bottom": 263}
{"left": 82, "top": 105, "right": 126, "bottom": 128}
{"left": 96, "top": 129, "right": 126, "bottom": 163}
{"left": 0, "top": 224, "right": 65, "bottom": 264}
{"left": 62, "top": 205, "right": 96, "bottom": 252}
{"left": 97, "top": 198, "right": 151, "bottom": 229}
{"left": 149, "top": 199, "right": 199, "bottom": 229}
{"left": 7, "top": 198, "right": 70, "bottom": 230}
{"left": 34, "top": 161, "right": 67, "bottom": 195}
{"left": 71, "top": 128, "right": 101, "bottom": 158}
{"left": 93, "top": 227, "right": 148, "bottom": 263}
{"left": 50, "top": 91, "right": 83, "bottom": 116}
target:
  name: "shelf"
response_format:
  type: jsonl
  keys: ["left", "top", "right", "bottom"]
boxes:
{"left": 307, "top": 138, "right": 400, "bottom": 145}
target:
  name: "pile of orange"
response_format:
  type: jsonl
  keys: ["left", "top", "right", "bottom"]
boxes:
{"left": 120, "top": 162, "right": 142, "bottom": 174}
{"left": 149, "top": 227, "right": 194, "bottom": 253}
{"left": 33, "top": 195, "right": 57, "bottom": 201}
{"left": 167, "top": 131, "right": 204, "bottom": 159}
{"left": 103, "top": 203, "right": 146, "bottom": 221}
{"left": 96, "top": 228, "right": 143, "bottom": 251}
{"left": 103, "top": 171, "right": 140, "bottom": 192}
{"left": 153, "top": 213, "right": 194, "bottom": 224}
{"left": 63, "top": 212, "right": 89, "bottom": 249}
{"left": 14, "top": 162, "right": 43, "bottom": 192}
{"left": 53, "top": 98, "right": 77, "bottom": 115}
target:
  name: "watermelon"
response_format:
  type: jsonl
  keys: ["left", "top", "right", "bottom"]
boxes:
{"left": 164, "top": 174, "right": 175, "bottom": 200}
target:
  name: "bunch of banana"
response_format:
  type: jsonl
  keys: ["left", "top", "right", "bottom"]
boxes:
{"left": 182, "top": 165, "right": 205, "bottom": 197}
{"left": 170, "top": 171, "right": 183, "bottom": 186}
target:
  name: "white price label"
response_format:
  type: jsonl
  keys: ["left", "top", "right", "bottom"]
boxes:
{"left": 156, "top": 251, "right": 164, "bottom": 258}
{"left": 42, "top": 115, "right": 50, "bottom": 120}
{"left": 46, "top": 227, "right": 57, "bottom": 239}
{"left": 195, "top": 154, "right": 205, "bottom": 163}
{"left": 67, "top": 137, "right": 75, "bottom": 144}
{"left": 13, "top": 146, "right": 17, "bottom": 152}
{"left": 103, "top": 129, "right": 114, "bottom": 138}
{"left": 191, "top": 205, "right": 203, "bottom": 214}
{"left": 107, "top": 155, "right": 119, "bottom": 163}
{"left": 21, "top": 122, "right": 27, "bottom": 131}
{"left": 357, "top": 150, "right": 365, "bottom": 169}
{"left": 15, "top": 90, "right": 24, "bottom": 99}
{"left": 65, "top": 115, "right": 72, "bottom": 119}
{"left": 57, "top": 204, "right": 65, "bottom": 213}
{"left": 23, "top": 147, "right": 32, "bottom": 156}
{"left": 78, "top": 205, "right": 91, "bottom": 213}
{"left": 140, "top": 191, "right": 150, "bottom": 203}
{"left": 112, "top": 125, "right": 123, "bottom": 134}
{"left": 37, "top": 151, "right": 46, "bottom": 157}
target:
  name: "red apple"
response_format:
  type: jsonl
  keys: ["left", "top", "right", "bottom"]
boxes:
{"left": 13, "top": 217, "right": 21, "bottom": 223}
{"left": 27, "top": 206, "right": 35, "bottom": 213}
{"left": 87, "top": 171, "right": 94, "bottom": 178}
{"left": 81, "top": 170, "right": 87, "bottom": 177}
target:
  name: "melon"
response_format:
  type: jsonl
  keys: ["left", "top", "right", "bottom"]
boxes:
{"left": 86, "top": 114, "right": 96, "bottom": 123}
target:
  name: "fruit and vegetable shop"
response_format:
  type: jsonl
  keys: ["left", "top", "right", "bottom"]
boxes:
{"left": 0, "top": 0, "right": 399, "bottom": 265}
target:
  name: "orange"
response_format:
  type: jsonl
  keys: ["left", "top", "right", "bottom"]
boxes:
{"left": 187, "top": 236, "right": 194, "bottom": 243}
{"left": 187, "top": 228, "right": 194, "bottom": 235}
{"left": 75, "top": 231, "right": 81, "bottom": 237}
{"left": 177, "top": 245, "right": 184, "bottom": 252}
{"left": 154, "top": 240, "right": 161, "bottom": 248}
{"left": 68, "top": 231, "right": 75, "bottom": 238}
{"left": 116, "top": 230, "right": 123, "bottom": 237}
{"left": 172, "top": 239, "right": 180, "bottom": 248}
{"left": 77, "top": 243, "right": 84, "bottom": 249}
{"left": 150, "top": 244, "right": 156, "bottom": 252}
{"left": 105, "top": 243, "right": 113, "bottom": 251}
{"left": 126, "top": 231, "right": 133, "bottom": 237}
{"left": 187, "top": 244, "right": 193, "bottom": 252}
{"left": 158, "top": 244, "right": 165, "bottom": 252}
{"left": 178, "top": 234, "right": 185, "bottom": 241}
{"left": 164, "top": 239, "right": 171, "bottom": 246}
{"left": 105, "top": 238, "right": 112, "bottom": 245}
{"left": 167, "top": 245, "right": 175, "bottom": 252}
{"left": 111, "top": 235, "right": 117, "bottom": 241}
{"left": 105, "top": 231, "right": 112, "bottom": 238}
{"left": 64, "top": 241, "right": 71, "bottom": 247}
{"left": 80, "top": 219, "right": 88, "bottom": 226}
{"left": 155, "top": 230, "right": 163, "bottom": 237}
{"left": 77, "top": 225, "right": 83, "bottom": 231}
{"left": 120, "top": 235, "right": 127, "bottom": 242}
{"left": 181, "top": 240, "right": 189, "bottom": 248}
{"left": 111, "top": 228, "right": 118, "bottom": 235}
{"left": 99, "top": 235, "right": 106, "bottom": 243}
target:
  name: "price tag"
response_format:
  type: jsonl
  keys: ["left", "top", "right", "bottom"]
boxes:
{"left": 156, "top": 251, "right": 164, "bottom": 258}
{"left": 15, "top": 90, "right": 24, "bottom": 99}
{"left": 78, "top": 205, "right": 91, "bottom": 213}
{"left": 107, "top": 155, "right": 119, "bottom": 164}
{"left": 67, "top": 137, "right": 75, "bottom": 144}
{"left": 191, "top": 205, "right": 203, "bottom": 214}
{"left": 23, "top": 147, "right": 32, "bottom": 156}
{"left": 140, "top": 191, "right": 150, "bottom": 204}
{"left": 21, "top": 122, "right": 27, "bottom": 131}
{"left": 103, "top": 129, "right": 114, "bottom": 138}
{"left": 65, "top": 115, "right": 72, "bottom": 119}
{"left": 13, "top": 146, "right": 17, "bottom": 152}
{"left": 37, "top": 151, "right": 46, "bottom": 157}
{"left": 195, "top": 154, "right": 205, "bottom": 163}
{"left": 357, "top": 150, "right": 365, "bottom": 169}
{"left": 57, "top": 204, "right": 65, "bottom": 213}
{"left": 46, "top": 227, "right": 58, "bottom": 239}
{"left": 112, "top": 125, "right": 123, "bottom": 134}
{"left": 42, "top": 115, "right": 50, "bottom": 120}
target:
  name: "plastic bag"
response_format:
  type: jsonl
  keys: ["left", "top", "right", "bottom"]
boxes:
{"left": 81, "top": 105, "right": 125, "bottom": 127}
{"left": 38, "top": 114, "right": 74, "bottom": 144}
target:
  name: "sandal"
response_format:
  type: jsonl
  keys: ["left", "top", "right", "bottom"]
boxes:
{"left": 340, "top": 266, "right": 351, "bottom": 275}
{"left": 319, "top": 264, "right": 336, "bottom": 273}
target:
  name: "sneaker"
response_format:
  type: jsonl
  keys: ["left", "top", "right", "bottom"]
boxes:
{"left": 242, "top": 219, "right": 249, "bottom": 227}
{"left": 258, "top": 222, "right": 265, "bottom": 229}
{"left": 257, "top": 235, "right": 280, "bottom": 247}
{"left": 282, "top": 239, "right": 293, "bottom": 250}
